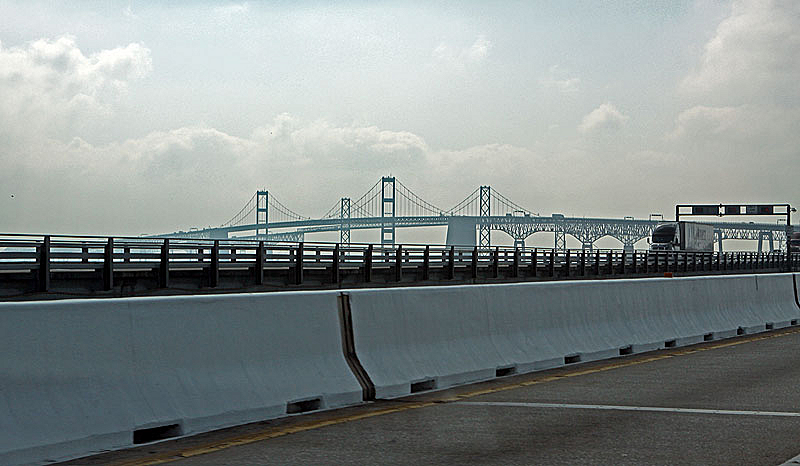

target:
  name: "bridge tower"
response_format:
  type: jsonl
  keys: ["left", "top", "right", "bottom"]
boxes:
{"left": 256, "top": 190, "right": 269, "bottom": 237}
{"left": 381, "top": 177, "right": 396, "bottom": 246}
{"left": 554, "top": 217, "right": 566, "bottom": 251}
{"left": 479, "top": 186, "right": 491, "bottom": 249}
{"left": 340, "top": 197, "right": 351, "bottom": 245}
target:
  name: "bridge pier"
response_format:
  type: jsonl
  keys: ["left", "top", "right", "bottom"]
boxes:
{"left": 445, "top": 217, "right": 477, "bottom": 247}
{"left": 757, "top": 231, "right": 774, "bottom": 253}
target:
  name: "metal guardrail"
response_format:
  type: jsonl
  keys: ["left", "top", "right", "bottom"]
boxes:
{"left": 1, "top": 233, "right": 798, "bottom": 300}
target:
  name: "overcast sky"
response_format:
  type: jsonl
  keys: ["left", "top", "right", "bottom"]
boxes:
{"left": 0, "top": 0, "right": 798, "bottom": 243}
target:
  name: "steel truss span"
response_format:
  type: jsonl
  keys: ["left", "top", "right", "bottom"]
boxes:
{"left": 161, "top": 176, "right": 791, "bottom": 251}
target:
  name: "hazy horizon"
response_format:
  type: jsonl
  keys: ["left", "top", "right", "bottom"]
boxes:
{"left": 1, "top": 0, "right": 798, "bottom": 248}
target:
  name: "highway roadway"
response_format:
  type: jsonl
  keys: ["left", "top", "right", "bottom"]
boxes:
{"left": 68, "top": 327, "right": 800, "bottom": 466}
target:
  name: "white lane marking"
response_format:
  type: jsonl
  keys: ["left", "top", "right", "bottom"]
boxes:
{"left": 780, "top": 452, "right": 800, "bottom": 465}
{"left": 453, "top": 401, "right": 800, "bottom": 418}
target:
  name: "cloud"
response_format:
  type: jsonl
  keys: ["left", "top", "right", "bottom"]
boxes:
{"left": 668, "top": 0, "right": 800, "bottom": 171}
{"left": 432, "top": 35, "right": 492, "bottom": 70}
{"left": 540, "top": 65, "right": 580, "bottom": 94}
{"left": 214, "top": 3, "right": 249, "bottom": 14}
{"left": 123, "top": 5, "right": 138, "bottom": 20}
{"left": 578, "top": 103, "right": 628, "bottom": 133}
{"left": 680, "top": 0, "right": 800, "bottom": 106}
{"left": 668, "top": 105, "right": 743, "bottom": 140}
{"left": 0, "top": 36, "right": 152, "bottom": 141}
{"left": 213, "top": 3, "right": 249, "bottom": 23}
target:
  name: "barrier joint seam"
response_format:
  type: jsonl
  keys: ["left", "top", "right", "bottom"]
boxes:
{"left": 337, "top": 293, "right": 376, "bottom": 401}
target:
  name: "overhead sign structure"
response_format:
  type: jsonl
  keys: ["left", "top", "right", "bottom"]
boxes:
{"left": 675, "top": 203, "right": 796, "bottom": 270}
{"left": 676, "top": 204, "right": 791, "bottom": 221}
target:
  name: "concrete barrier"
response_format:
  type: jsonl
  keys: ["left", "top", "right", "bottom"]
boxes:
{"left": 0, "top": 291, "right": 362, "bottom": 465}
{"left": 3, "top": 273, "right": 798, "bottom": 464}
{"left": 347, "top": 274, "right": 800, "bottom": 399}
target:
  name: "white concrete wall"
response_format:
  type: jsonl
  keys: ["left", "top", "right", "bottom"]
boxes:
{"left": 0, "top": 291, "right": 362, "bottom": 465}
{"left": 2, "top": 273, "right": 798, "bottom": 465}
{"left": 347, "top": 274, "right": 800, "bottom": 399}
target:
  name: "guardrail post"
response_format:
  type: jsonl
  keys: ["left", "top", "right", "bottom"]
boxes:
{"left": 395, "top": 245, "right": 403, "bottom": 282}
{"left": 632, "top": 250, "right": 638, "bottom": 274}
{"left": 364, "top": 245, "right": 372, "bottom": 282}
{"left": 620, "top": 250, "right": 626, "bottom": 275}
{"left": 488, "top": 247, "right": 497, "bottom": 279}
{"left": 530, "top": 249, "right": 537, "bottom": 277}
{"left": 472, "top": 247, "right": 479, "bottom": 279}
{"left": 210, "top": 240, "right": 219, "bottom": 287}
{"left": 548, "top": 249, "right": 555, "bottom": 277}
{"left": 255, "top": 241, "right": 265, "bottom": 285}
{"left": 38, "top": 235, "right": 50, "bottom": 292}
{"left": 595, "top": 250, "right": 600, "bottom": 275}
{"left": 294, "top": 242, "right": 304, "bottom": 285}
{"left": 608, "top": 251, "right": 614, "bottom": 275}
{"left": 564, "top": 250, "right": 571, "bottom": 277}
{"left": 644, "top": 252, "right": 650, "bottom": 274}
{"left": 423, "top": 246, "right": 430, "bottom": 280}
{"left": 103, "top": 237, "right": 114, "bottom": 291}
{"left": 580, "top": 249, "right": 586, "bottom": 276}
{"left": 512, "top": 247, "right": 520, "bottom": 278}
{"left": 331, "top": 244, "right": 340, "bottom": 284}
{"left": 448, "top": 246, "right": 456, "bottom": 279}
{"left": 159, "top": 239, "right": 169, "bottom": 288}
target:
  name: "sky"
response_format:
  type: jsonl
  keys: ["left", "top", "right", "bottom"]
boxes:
{"left": 0, "top": 0, "right": 798, "bottom": 246}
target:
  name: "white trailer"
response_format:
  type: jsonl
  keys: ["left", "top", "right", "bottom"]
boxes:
{"left": 650, "top": 221, "right": 714, "bottom": 252}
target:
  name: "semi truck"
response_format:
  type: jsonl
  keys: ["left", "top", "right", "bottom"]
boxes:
{"left": 790, "top": 232, "right": 800, "bottom": 253}
{"left": 649, "top": 221, "right": 714, "bottom": 252}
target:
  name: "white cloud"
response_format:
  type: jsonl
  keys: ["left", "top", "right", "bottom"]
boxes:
{"left": 213, "top": 3, "right": 249, "bottom": 22}
{"left": 540, "top": 65, "right": 580, "bottom": 94}
{"left": 681, "top": 0, "right": 800, "bottom": 106}
{"left": 0, "top": 36, "right": 152, "bottom": 141}
{"left": 578, "top": 103, "right": 628, "bottom": 133}
{"left": 668, "top": 0, "right": 800, "bottom": 173}
{"left": 432, "top": 35, "right": 492, "bottom": 70}
{"left": 668, "top": 105, "right": 742, "bottom": 140}
{"left": 123, "top": 5, "right": 138, "bottom": 20}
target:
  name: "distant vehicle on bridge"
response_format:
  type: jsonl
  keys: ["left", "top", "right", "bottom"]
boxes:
{"left": 790, "top": 232, "right": 800, "bottom": 253}
{"left": 649, "top": 221, "right": 714, "bottom": 252}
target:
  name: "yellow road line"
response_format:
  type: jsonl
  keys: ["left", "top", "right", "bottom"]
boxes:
{"left": 112, "top": 327, "right": 800, "bottom": 466}
{"left": 113, "top": 403, "right": 437, "bottom": 466}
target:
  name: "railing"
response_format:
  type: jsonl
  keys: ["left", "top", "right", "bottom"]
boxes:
{"left": 1, "top": 233, "right": 798, "bottom": 299}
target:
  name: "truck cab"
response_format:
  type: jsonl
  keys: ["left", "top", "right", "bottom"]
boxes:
{"left": 790, "top": 232, "right": 800, "bottom": 253}
{"left": 649, "top": 221, "right": 714, "bottom": 252}
{"left": 650, "top": 223, "right": 679, "bottom": 251}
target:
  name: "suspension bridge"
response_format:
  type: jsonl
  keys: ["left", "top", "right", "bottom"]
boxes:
{"left": 163, "top": 176, "right": 791, "bottom": 252}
